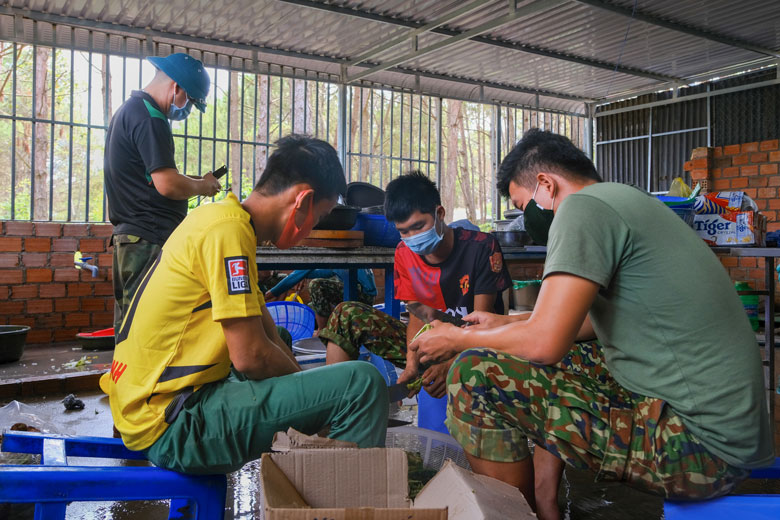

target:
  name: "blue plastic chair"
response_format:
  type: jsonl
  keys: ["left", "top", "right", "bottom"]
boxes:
{"left": 664, "top": 457, "right": 780, "bottom": 519}
{"left": 0, "top": 430, "right": 227, "bottom": 519}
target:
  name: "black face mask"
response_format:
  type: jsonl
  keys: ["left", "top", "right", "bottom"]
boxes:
{"left": 523, "top": 184, "right": 555, "bottom": 246}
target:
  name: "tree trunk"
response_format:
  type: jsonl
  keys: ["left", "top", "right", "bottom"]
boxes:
{"left": 293, "top": 78, "right": 306, "bottom": 134}
{"left": 255, "top": 75, "right": 269, "bottom": 179}
{"left": 33, "top": 47, "right": 50, "bottom": 221}
{"left": 101, "top": 54, "right": 113, "bottom": 218}
{"left": 441, "top": 100, "right": 461, "bottom": 215}
{"left": 457, "top": 106, "right": 476, "bottom": 223}
{"left": 229, "top": 71, "right": 241, "bottom": 195}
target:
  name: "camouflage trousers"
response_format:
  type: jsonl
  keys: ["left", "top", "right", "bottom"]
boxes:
{"left": 308, "top": 276, "right": 375, "bottom": 318}
{"left": 318, "top": 301, "right": 407, "bottom": 368}
{"left": 112, "top": 234, "right": 161, "bottom": 332}
{"left": 446, "top": 342, "right": 750, "bottom": 500}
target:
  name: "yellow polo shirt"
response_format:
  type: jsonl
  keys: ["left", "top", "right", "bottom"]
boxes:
{"left": 102, "top": 193, "right": 264, "bottom": 450}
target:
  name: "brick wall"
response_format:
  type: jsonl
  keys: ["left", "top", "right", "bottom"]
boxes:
{"left": 683, "top": 139, "right": 780, "bottom": 296}
{"left": 0, "top": 221, "right": 114, "bottom": 345}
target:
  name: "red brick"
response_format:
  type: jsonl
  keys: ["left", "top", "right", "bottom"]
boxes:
{"left": 683, "top": 160, "right": 693, "bottom": 171}
{"left": 63, "top": 224, "right": 89, "bottom": 237}
{"left": 747, "top": 176, "right": 767, "bottom": 187}
{"left": 0, "top": 254, "right": 19, "bottom": 268}
{"left": 67, "top": 283, "right": 92, "bottom": 297}
{"left": 53, "top": 328, "right": 79, "bottom": 342}
{"left": 690, "top": 169, "right": 709, "bottom": 180}
{"left": 723, "top": 166, "right": 740, "bottom": 177}
{"left": 750, "top": 152, "right": 768, "bottom": 163}
{"left": 79, "top": 238, "right": 106, "bottom": 253}
{"left": 90, "top": 225, "right": 113, "bottom": 237}
{"left": 720, "top": 256, "right": 738, "bottom": 267}
{"left": 26, "top": 329, "right": 53, "bottom": 344}
{"left": 691, "top": 158, "right": 709, "bottom": 169}
{"left": 81, "top": 298, "right": 106, "bottom": 311}
{"left": 11, "top": 285, "right": 38, "bottom": 299}
{"left": 55, "top": 298, "right": 79, "bottom": 312}
{"left": 0, "top": 270, "right": 23, "bottom": 284}
{"left": 36, "top": 313, "right": 63, "bottom": 328}
{"left": 761, "top": 210, "right": 776, "bottom": 221}
{"left": 769, "top": 222, "right": 780, "bottom": 232}
{"left": 758, "top": 187, "right": 776, "bottom": 199}
{"left": 39, "top": 284, "right": 66, "bottom": 298}
{"left": 732, "top": 154, "right": 749, "bottom": 165}
{"left": 26, "top": 299, "right": 53, "bottom": 314}
{"left": 714, "top": 157, "right": 732, "bottom": 169}
{"left": 754, "top": 199, "right": 768, "bottom": 210}
{"left": 713, "top": 179, "right": 731, "bottom": 190}
{"left": 690, "top": 147, "right": 711, "bottom": 159}
{"left": 730, "top": 268, "right": 748, "bottom": 279}
{"left": 34, "top": 222, "right": 61, "bottom": 237}
{"left": 713, "top": 147, "right": 723, "bottom": 158}
{"left": 4, "top": 222, "right": 34, "bottom": 235}
{"left": 760, "top": 139, "right": 779, "bottom": 151}
{"left": 97, "top": 253, "right": 113, "bottom": 267}
{"left": 24, "top": 237, "right": 51, "bottom": 253}
{"left": 760, "top": 163, "right": 779, "bottom": 175}
{"left": 741, "top": 142, "right": 759, "bottom": 153}
{"left": 0, "top": 286, "right": 7, "bottom": 299}
{"left": 770, "top": 151, "right": 780, "bottom": 162}
{"left": 91, "top": 311, "right": 113, "bottom": 327}
{"left": 739, "top": 257, "right": 757, "bottom": 268}
{"left": 26, "top": 269, "right": 52, "bottom": 283}
{"left": 0, "top": 237, "right": 22, "bottom": 252}
{"left": 0, "top": 301, "right": 25, "bottom": 314}
{"left": 50, "top": 253, "right": 74, "bottom": 267}
{"left": 732, "top": 177, "right": 749, "bottom": 189}
{"left": 54, "top": 268, "right": 80, "bottom": 282}
{"left": 7, "top": 315, "right": 35, "bottom": 327}
{"left": 770, "top": 176, "right": 780, "bottom": 187}
{"left": 52, "top": 238, "right": 78, "bottom": 252}
{"left": 65, "top": 313, "right": 90, "bottom": 327}
{"left": 743, "top": 188, "right": 758, "bottom": 198}
{"left": 724, "top": 144, "right": 741, "bottom": 155}
{"left": 93, "top": 282, "right": 113, "bottom": 296}
{"left": 21, "top": 253, "right": 47, "bottom": 267}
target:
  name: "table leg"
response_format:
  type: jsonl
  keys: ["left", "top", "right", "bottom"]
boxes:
{"left": 765, "top": 256, "right": 776, "bottom": 426}
{"left": 384, "top": 268, "right": 400, "bottom": 318}
{"left": 337, "top": 269, "right": 359, "bottom": 302}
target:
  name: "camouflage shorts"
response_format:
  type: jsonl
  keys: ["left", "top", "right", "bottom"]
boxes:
{"left": 308, "top": 276, "right": 375, "bottom": 318}
{"left": 112, "top": 234, "right": 161, "bottom": 332}
{"left": 318, "top": 301, "right": 408, "bottom": 368}
{"left": 445, "top": 342, "right": 750, "bottom": 500}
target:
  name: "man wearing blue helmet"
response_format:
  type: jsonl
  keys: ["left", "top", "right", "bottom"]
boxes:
{"left": 105, "top": 53, "right": 222, "bottom": 333}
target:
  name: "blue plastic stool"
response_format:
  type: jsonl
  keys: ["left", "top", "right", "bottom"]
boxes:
{"left": 664, "top": 457, "right": 780, "bottom": 519}
{"left": 0, "top": 430, "right": 227, "bottom": 519}
{"left": 418, "top": 389, "right": 449, "bottom": 434}
{"left": 266, "top": 301, "right": 316, "bottom": 341}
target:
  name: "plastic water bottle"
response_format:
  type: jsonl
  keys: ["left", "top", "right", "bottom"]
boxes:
{"left": 735, "top": 281, "right": 759, "bottom": 332}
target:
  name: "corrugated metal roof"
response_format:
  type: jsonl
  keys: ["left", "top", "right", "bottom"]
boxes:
{"left": 3, "top": 0, "right": 779, "bottom": 115}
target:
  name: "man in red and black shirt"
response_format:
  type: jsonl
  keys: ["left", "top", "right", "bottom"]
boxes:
{"left": 320, "top": 171, "right": 511, "bottom": 398}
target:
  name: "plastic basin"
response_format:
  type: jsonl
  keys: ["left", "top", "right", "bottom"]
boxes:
{"left": 0, "top": 325, "right": 30, "bottom": 364}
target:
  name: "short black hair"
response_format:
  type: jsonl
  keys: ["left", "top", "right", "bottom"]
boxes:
{"left": 497, "top": 128, "right": 602, "bottom": 197}
{"left": 254, "top": 134, "right": 346, "bottom": 202}
{"left": 384, "top": 171, "right": 441, "bottom": 222}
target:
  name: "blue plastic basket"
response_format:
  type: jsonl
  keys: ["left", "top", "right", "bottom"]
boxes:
{"left": 352, "top": 213, "right": 401, "bottom": 247}
{"left": 265, "top": 301, "right": 316, "bottom": 341}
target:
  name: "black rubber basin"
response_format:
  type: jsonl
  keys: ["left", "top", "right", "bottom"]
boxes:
{"left": 0, "top": 325, "right": 30, "bottom": 364}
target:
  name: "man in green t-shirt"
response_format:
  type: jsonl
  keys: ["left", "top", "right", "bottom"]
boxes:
{"left": 411, "top": 129, "right": 774, "bottom": 520}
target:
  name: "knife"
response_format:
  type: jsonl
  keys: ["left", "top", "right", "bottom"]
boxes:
{"left": 406, "top": 302, "right": 468, "bottom": 327}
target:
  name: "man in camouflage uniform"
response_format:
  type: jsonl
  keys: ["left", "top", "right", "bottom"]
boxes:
{"left": 411, "top": 130, "right": 773, "bottom": 520}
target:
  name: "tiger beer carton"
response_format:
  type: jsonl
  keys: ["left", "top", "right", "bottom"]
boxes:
{"left": 693, "top": 210, "right": 766, "bottom": 246}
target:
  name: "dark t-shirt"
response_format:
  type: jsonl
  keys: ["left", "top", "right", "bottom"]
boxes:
{"left": 104, "top": 91, "right": 183, "bottom": 245}
{"left": 394, "top": 227, "right": 512, "bottom": 318}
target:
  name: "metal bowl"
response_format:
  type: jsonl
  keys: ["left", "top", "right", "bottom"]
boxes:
{"left": 314, "top": 205, "right": 360, "bottom": 230}
{"left": 0, "top": 325, "right": 30, "bottom": 364}
{"left": 491, "top": 230, "right": 532, "bottom": 248}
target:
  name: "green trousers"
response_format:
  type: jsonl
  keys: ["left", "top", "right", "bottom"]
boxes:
{"left": 146, "top": 361, "right": 389, "bottom": 474}
{"left": 112, "top": 234, "right": 162, "bottom": 332}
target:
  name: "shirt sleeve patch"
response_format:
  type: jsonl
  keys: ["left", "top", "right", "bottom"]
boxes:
{"left": 224, "top": 256, "right": 251, "bottom": 295}
{"left": 489, "top": 251, "right": 503, "bottom": 273}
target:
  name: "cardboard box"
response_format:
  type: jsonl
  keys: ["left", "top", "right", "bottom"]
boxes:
{"left": 693, "top": 210, "right": 766, "bottom": 246}
{"left": 414, "top": 460, "right": 536, "bottom": 519}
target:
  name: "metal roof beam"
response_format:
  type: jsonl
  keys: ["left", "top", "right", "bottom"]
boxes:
{"left": 347, "top": 0, "right": 567, "bottom": 83}
{"left": 276, "top": 0, "right": 677, "bottom": 82}
{"left": 574, "top": 0, "right": 780, "bottom": 58}
{"left": 347, "top": 0, "right": 491, "bottom": 68}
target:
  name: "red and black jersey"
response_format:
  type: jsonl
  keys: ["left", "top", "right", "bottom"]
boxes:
{"left": 394, "top": 227, "right": 512, "bottom": 318}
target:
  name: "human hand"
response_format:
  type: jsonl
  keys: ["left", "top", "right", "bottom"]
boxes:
{"left": 410, "top": 320, "right": 463, "bottom": 366}
{"left": 462, "top": 310, "right": 514, "bottom": 329}
{"left": 421, "top": 359, "right": 452, "bottom": 399}
{"left": 200, "top": 171, "right": 222, "bottom": 197}
{"left": 264, "top": 290, "right": 277, "bottom": 302}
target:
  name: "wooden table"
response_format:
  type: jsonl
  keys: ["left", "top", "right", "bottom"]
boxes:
{"left": 256, "top": 246, "right": 400, "bottom": 317}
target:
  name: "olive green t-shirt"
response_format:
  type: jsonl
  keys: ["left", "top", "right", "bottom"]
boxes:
{"left": 543, "top": 182, "right": 773, "bottom": 469}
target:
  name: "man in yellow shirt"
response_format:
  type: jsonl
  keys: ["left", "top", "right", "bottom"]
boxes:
{"left": 102, "top": 135, "right": 389, "bottom": 474}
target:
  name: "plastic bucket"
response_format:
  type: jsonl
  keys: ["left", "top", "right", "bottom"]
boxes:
{"left": 352, "top": 213, "right": 401, "bottom": 247}
{"left": 265, "top": 301, "right": 316, "bottom": 341}
{"left": 417, "top": 389, "right": 448, "bottom": 435}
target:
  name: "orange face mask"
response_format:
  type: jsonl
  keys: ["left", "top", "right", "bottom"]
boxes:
{"left": 274, "top": 189, "right": 315, "bottom": 249}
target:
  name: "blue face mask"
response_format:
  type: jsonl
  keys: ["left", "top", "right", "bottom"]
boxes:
{"left": 167, "top": 90, "right": 193, "bottom": 121}
{"left": 403, "top": 213, "right": 444, "bottom": 256}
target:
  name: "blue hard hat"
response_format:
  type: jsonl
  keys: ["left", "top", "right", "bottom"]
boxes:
{"left": 147, "top": 53, "right": 210, "bottom": 112}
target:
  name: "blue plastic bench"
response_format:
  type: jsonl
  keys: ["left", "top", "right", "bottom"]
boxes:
{"left": 0, "top": 430, "right": 227, "bottom": 520}
{"left": 664, "top": 457, "right": 780, "bottom": 519}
